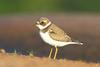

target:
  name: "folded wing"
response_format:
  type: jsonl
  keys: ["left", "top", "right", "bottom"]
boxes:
{"left": 49, "top": 24, "right": 72, "bottom": 42}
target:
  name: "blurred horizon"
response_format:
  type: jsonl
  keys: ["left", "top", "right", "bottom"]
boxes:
{"left": 0, "top": 0, "right": 100, "bottom": 14}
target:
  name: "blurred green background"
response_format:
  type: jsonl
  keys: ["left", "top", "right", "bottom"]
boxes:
{"left": 0, "top": 0, "right": 100, "bottom": 14}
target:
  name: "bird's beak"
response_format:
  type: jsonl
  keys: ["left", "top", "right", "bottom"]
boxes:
{"left": 32, "top": 21, "right": 38, "bottom": 27}
{"left": 32, "top": 22, "right": 35, "bottom": 27}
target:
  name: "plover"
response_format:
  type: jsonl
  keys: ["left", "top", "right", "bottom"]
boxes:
{"left": 35, "top": 17, "right": 83, "bottom": 59}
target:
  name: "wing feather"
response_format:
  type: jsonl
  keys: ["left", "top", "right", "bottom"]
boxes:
{"left": 49, "top": 24, "right": 72, "bottom": 42}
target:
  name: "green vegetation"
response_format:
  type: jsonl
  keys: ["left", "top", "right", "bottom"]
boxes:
{"left": 0, "top": 0, "right": 100, "bottom": 14}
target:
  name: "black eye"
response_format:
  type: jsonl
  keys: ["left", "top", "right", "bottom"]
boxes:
{"left": 40, "top": 21, "right": 44, "bottom": 25}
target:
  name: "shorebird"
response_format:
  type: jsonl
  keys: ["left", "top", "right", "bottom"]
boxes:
{"left": 35, "top": 17, "right": 83, "bottom": 59}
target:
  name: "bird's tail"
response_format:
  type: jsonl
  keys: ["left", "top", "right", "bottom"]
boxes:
{"left": 71, "top": 39, "right": 83, "bottom": 45}
{"left": 66, "top": 42, "right": 83, "bottom": 45}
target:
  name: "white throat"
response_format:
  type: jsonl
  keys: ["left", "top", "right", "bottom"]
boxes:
{"left": 36, "top": 22, "right": 51, "bottom": 30}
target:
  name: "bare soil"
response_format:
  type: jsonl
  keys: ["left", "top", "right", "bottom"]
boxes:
{"left": 0, "top": 53, "right": 100, "bottom": 67}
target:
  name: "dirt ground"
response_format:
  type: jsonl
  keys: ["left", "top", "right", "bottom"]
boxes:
{"left": 0, "top": 14, "right": 100, "bottom": 63}
{"left": 0, "top": 53, "right": 100, "bottom": 67}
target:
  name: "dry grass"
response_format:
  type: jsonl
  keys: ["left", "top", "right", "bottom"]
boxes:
{"left": 0, "top": 53, "right": 99, "bottom": 67}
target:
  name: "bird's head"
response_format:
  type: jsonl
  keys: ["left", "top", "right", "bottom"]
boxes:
{"left": 36, "top": 17, "right": 52, "bottom": 30}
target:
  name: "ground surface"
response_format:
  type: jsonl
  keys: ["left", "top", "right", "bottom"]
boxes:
{"left": 0, "top": 53, "right": 100, "bottom": 67}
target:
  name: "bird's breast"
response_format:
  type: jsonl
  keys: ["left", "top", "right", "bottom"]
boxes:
{"left": 39, "top": 31, "right": 68, "bottom": 47}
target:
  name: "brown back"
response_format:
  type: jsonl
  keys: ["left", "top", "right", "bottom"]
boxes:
{"left": 49, "top": 24, "right": 72, "bottom": 42}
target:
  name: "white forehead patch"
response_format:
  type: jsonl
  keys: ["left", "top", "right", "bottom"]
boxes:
{"left": 37, "top": 21, "right": 40, "bottom": 24}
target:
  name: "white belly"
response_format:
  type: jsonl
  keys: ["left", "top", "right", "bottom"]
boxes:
{"left": 39, "top": 31, "right": 68, "bottom": 47}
